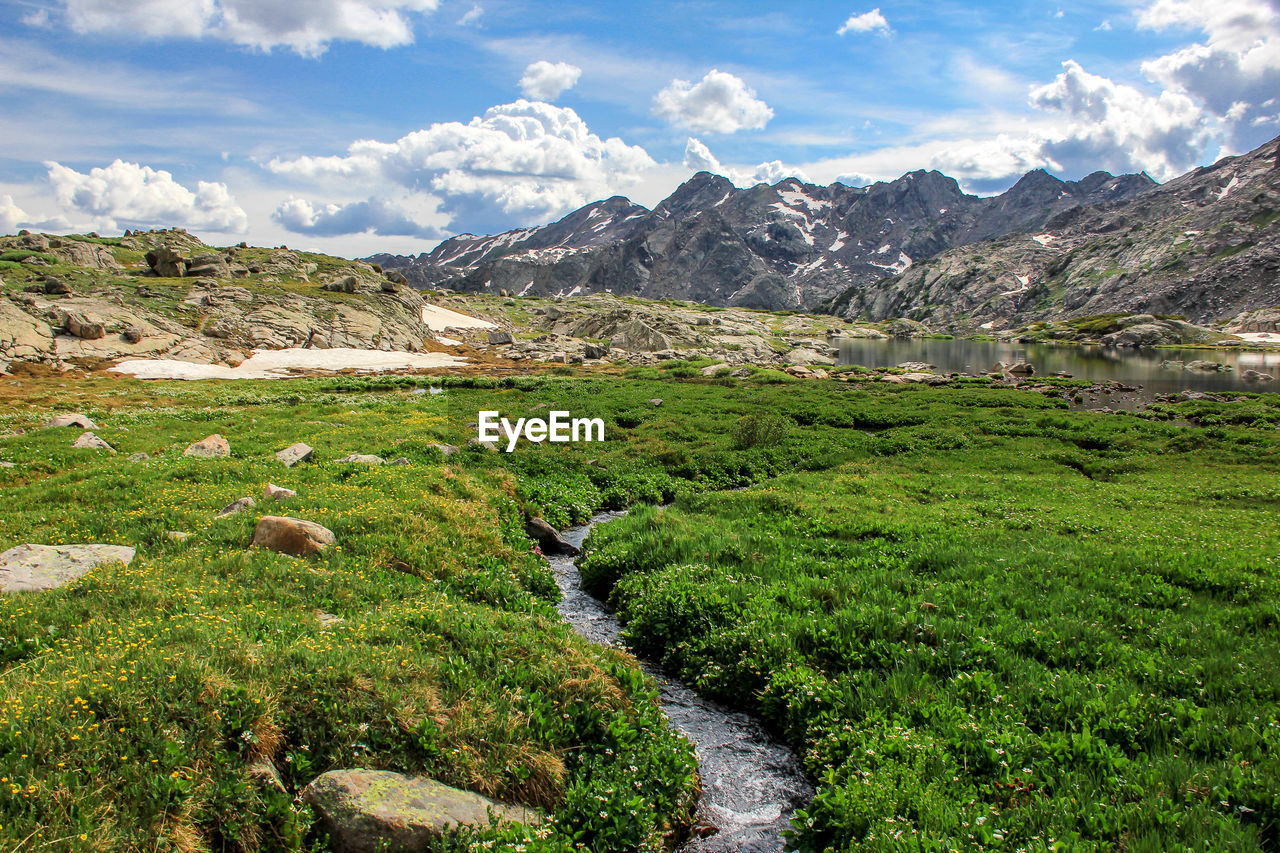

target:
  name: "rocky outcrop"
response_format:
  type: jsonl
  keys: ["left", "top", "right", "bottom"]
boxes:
{"left": 302, "top": 770, "right": 537, "bottom": 853}
{"left": 526, "top": 517, "right": 579, "bottom": 556}
{"left": 372, "top": 161, "right": 1155, "bottom": 311}
{"left": 824, "top": 134, "right": 1280, "bottom": 330}
{"left": 0, "top": 544, "right": 136, "bottom": 593}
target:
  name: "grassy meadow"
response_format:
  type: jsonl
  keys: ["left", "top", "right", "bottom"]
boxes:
{"left": 0, "top": 366, "right": 1277, "bottom": 850}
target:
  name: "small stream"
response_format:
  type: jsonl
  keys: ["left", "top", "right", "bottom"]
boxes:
{"left": 547, "top": 511, "right": 813, "bottom": 852}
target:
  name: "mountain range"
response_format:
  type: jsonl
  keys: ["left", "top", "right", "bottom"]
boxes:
{"left": 370, "top": 135, "right": 1280, "bottom": 329}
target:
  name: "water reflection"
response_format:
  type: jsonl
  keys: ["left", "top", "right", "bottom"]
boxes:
{"left": 837, "top": 337, "right": 1280, "bottom": 397}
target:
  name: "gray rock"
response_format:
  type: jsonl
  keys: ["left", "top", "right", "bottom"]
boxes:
{"left": 325, "top": 275, "right": 359, "bottom": 293}
{"left": 184, "top": 434, "right": 230, "bottom": 458}
{"left": 648, "top": 398, "right": 664, "bottom": 407}
{"left": 251, "top": 516, "right": 336, "bottom": 557}
{"left": 1242, "top": 369, "right": 1275, "bottom": 382}
{"left": 388, "top": 457, "right": 411, "bottom": 466}
{"left": 187, "top": 255, "right": 230, "bottom": 278}
{"left": 73, "top": 432, "right": 115, "bottom": 453}
{"left": 122, "top": 326, "right": 144, "bottom": 344}
{"left": 468, "top": 437, "right": 499, "bottom": 452}
{"left": 783, "top": 347, "right": 835, "bottom": 367}
{"left": 166, "top": 531, "right": 191, "bottom": 542}
{"left": 896, "top": 361, "right": 936, "bottom": 372}
{"left": 302, "top": 770, "right": 537, "bottom": 853}
{"left": 427, "top": 443, "right": 459, "bottom": 457}
{"left": 488, "top": 330, "right": 514, "bottom": 345}
{"left": 276, "top": 442, "right": 314, "bottom": 467}
{"left": 700, "top": 362, "right": 729, "bottom": 376}
{"left": 217, "top": 497, "right": 256, "bottom": 518}
{"left": 43, "top": 277, "right": 71, "bottom": 295}
{"left": 335, "top": 454, "right": 385, "bottom": 465}
{"left": 1186, "top": 360, "right": 1231, "bottom": 372}
{"left": 526, "top": 517, "right": 579, "bottom": 556}
{"left": 64, "top": 314, "right": 105, "bottom": 340}
{"left": 145, "top": 246, "right": 186, "bottom": 277}
{"left": 128, "top": 452, "right": 150, "bottom": 463}
{"left": 1, "top": 544, "right": 136, "bottom": 593}
{"left": 46, "top": 413, "right": 97, "bottom": 429}
{"left": 584, "top": 343, "right": 610, "bottom": 359}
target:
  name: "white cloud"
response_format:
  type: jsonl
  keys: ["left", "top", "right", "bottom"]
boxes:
{"left": 837, "top": 8, "right": 890, "bottom": 35}
{"left": 273, "top": 196, "right": 442, "bottom": 238}
{"left": 56, "top": 0, "right": 440, "bottom": 56}
{"left": 1029, "top": 59, "right": 1212, "bottom": 179}
{"left": 1096, "top": 19, "right": 1113, "bottom": 31}
{"left": 1137, "top": 0, "right": 1280, "bottom": 144}
{"left": 44, "top": 159, "right": 249, "bottom": 233}
{"left": 681, "top": 137, "right": 807, "bottom": 186}
{"left": 21, "top": 9, "right": 52, "bottom": 27}
{"left": 518, "top": 60, "right": 582, "bottom": 101}
{"left": 458, "top": 3, "right": 483, "bottom": 26}
{"left": 266, "top": 99, "right": 655, "bottom": 234}
{"left": 0, "top": 195, "right": 30, "bottom": 234}
{"left": 653, "top": 69, "right": 774, "bottom": 134}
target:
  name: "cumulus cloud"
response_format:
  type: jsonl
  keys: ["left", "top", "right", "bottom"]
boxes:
{"left": 1137, "top": 0, "right": 1280, "bottom": 145}
{"left": 267, "top": 100, "right": 655, "bottom": 235}
{"left": 56, "top": 0, "right": 439, "bottom": 56}
{"left": 273, "top": 196, "right": 442, "bottom": 238}
{"left": 682, "top": 138, "right": 807, "bottom": 186}
{"left": 519, "top": 60, "right": 582, "bottom": 101}
{"left": 838, "top": 8, "right": 890, "bottom": 35}
{"left": 653, "top": 70, "right": 774, "bottom": 134}
{"left": 1030, "top": 59, "right": 1212, "bottom": 178}
{"left": 0, "top": 195, "right": 29, "bottom": 234}
{"left": 45, "top": 159, "right": 249, "bottom": 233}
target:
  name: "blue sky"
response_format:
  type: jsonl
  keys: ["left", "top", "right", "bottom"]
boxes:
{"left": 1, "top": 0, "right": 1276, "bottom": 256}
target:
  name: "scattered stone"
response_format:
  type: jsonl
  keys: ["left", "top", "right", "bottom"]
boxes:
{"left": 184, "top": 434, "right": 230, "bottom": 458}
{"left": 63, "top": 314, "right": 106, "bottom": 340}
{"left": 73, "top": 432, "right": 115, "bottom": 453}
{"left": 427, "top": 443, "right": 459, "bottom": 457}
{"left": 42, "top": 277, "right": 72, "bottom": 295}
{"left": 166, "top": 531, "right": 191, "bottom": 542}
{"left": 217, "top": 497, "right": 256, "bottom": 518}
{"left": 468, "top": 438, "right": 499, "bottom": 451}
{"left": 128, "top": 452, "right": 150, "bottom": 463}
{"left": 1007, "top": 362, "right": 1036, "bottom": 375}
{"left": 700, "top": 362, "right": 729, "bottom": 376}
{"left": 388, "top": 457, "right": 411, "bottom": 466}
{"left": 122, "top": 326, "right": 144, "bottom": 344}
{"left": 584, "top": 343, "right": 610, "bottom": 359}
{"left": 896, "top": 361, "right": 935, "bottom": 372}
{"left": 488, "top": 330, "right": 514, "bottom": 345}
{"left": 186, "top": 255, "right": 230, "bottom": 278}
{"left": 1186, "top": 360, "right": 1231, "bottom": 372}
{"left": 1242, "top": 369, "right": 1275, "bottom": 382}
{"left": 526, "top": 517, "right": 579, "bottom": 556}
{"left": 1, "top": 544, "right": 136, "bottom": 593}
{"left": 264, "top": 483, "right": 297, "bottom": 500}
{"left": 251, "top": 516, "right": 336, "bottom": 557}
{"left": 648, "top": 398, "right": 663, "bottom": 407}
{"left": 302, "top": 770, "right": 537, "bottom": 853}
{"left": 335, "top": 454, "right": 385, "bottom": 465}
{"left": 276, "top": 442, "right": 314, "bottom": 467}
{"left": 46, "top": 413, "right": 97, "bottom": 429}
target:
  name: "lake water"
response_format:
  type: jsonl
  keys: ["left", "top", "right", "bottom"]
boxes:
{"left": 837, "top": 338, "right": 1280, "bottom": 397}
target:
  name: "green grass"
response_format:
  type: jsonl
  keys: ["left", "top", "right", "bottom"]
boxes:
{"left": 1, "top": 371, "right": 1278, "bottom": 851}
{"left": 578, "top": 388, "right": 1280, "bottom": 852}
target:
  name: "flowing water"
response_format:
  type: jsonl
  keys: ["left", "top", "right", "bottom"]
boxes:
{"left": 837, "top": 337, "right": 1280, "bottom": 398}
{"left": 547, "top": 511, "right": 813, "bottom": 852}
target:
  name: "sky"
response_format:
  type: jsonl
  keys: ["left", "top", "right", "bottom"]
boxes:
{"left": 0, "top": 0, "right": 1276, "bottom": 257}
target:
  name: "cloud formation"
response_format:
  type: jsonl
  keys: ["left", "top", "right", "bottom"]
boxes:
{"left": 45, "top": 159, "right": 248, "bottom": 232}
{"left": 682, "top": 137, "right": 807, "bottom": 186}
{"left": 0, "top": 195, "right": 29, "bottom": 234}
{"left": 653, "top": 69, "right": 774, "bottom": 134}
{"left": 1137, "top": 0, "right": 1280, "bottom": 146}
{"left": 838, "top": 8, "right": 890, "bottom": 35}
{"left": 519, "top": 60, "right": 582, "bottom": 101}
{"left": 273, "top": 196, "right": 441, "bottom": 238}
{"left": 267, "top": 100, "right": 655, "bottom": 235}
{"left": 56, "top": 0, "right": 440, "bottom": 56}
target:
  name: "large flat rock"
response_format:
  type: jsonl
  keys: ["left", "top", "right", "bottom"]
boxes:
{"left": 0, "top": 544, "right": 136, "bottom": 593}
{"left": 302, "top": 770, "right": 537, "bottom": 853}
